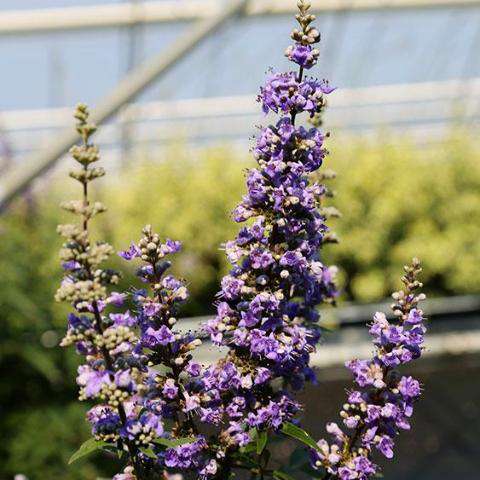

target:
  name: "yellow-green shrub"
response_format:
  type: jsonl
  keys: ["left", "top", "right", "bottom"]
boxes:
{"left": 102, "top": 147, "right": 248, "bottom": 314}
{"left": 329, "top": 133, "right": 480, "bottom": 301}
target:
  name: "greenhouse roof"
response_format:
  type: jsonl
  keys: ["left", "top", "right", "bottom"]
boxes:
{"left": 0, "top": 2, "right": 479, "bottom": 110}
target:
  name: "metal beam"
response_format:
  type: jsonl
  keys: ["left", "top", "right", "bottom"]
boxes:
{"left": 177, "top": 294, "right": 480, "bottom": 367}
{"left": 1, "top": 78, "right": 478, "bottom": 156}
{"left": 3, "top": 78, "right": 479, "bottom": 130}
{"left": 177, "top": 294, "right": 480, "bottom": 333}
{"left": 0, "top": 0, "right": 248, "bottom": 213}
{"left": 0, "top": 0, "right": 479, "bottom": 35}
{"left": 310, "top": 328, "right": 480, "bottom": 368}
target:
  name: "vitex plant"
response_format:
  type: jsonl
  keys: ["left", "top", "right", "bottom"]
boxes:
{"left": 56, "top": 2, "right": 426, "bottom": 479}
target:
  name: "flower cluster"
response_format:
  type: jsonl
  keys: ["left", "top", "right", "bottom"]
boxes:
{"left": 57, "top": 105, "right": 145, "bottom": 475}
{"left": 259, "top": 73, "right": 334, "bottom": 118}
{"left": 117, "top": 227, "right": 223, "bottom": 478}
{"left": 203, "top": 0, "right": 338, "bottom": 454}
{"left": 58, "top": 106, "right": 216, "bottom": 479}
{"left": 310, "top": 259, "right": 426, "bottom": 479}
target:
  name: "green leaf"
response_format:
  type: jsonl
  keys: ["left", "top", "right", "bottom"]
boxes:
{"left": 281, "top": 423, "right": 319, "bottom": 451}
{"left": 140, "top": 447, "right": 157, "bottom": 459}
{"left": 240, "top": 441, "right": 257, "bottom": 453}
{"left": 273, "top": 471, "right": 296, "bottom": 480}
{"left": 152, "top": 437, "right": 196, "bottom": 448}
{"left": 68, "top": 438, "right": 109, "bottom": 465}
{"left": 256, "top": 430, "right": 268, "bottom": 455}
{"left": 239, "top": 428, "right": 257, "bottom": 453}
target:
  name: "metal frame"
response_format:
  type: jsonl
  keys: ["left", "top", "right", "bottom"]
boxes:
{"left": 0, "top": 0, "right": 479, "bottom": 35}
{"left": 1, "top": 1, "right": 479, "bottom": 211}
{"left": 0, "top": 0, "right": 249, "bottom": 212}
{"left": 180, "top": 294, "right": 480, "bottom": 367}
{"left": 1, "top": 78, "right": 478, "bottom": 157}
{"left": 3, "top": 77, "right": 479, "bottom": 129}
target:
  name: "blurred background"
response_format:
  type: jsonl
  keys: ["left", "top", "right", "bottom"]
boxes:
{"left": 0, "top": 0, "right": 479, "bottom": 478}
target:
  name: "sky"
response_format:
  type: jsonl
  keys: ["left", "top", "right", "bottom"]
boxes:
{"left": 0, "top": 0, "right": 122, "bottom": 9}
{"left": 0, "top": 2, "right": 479, "bottom": 111}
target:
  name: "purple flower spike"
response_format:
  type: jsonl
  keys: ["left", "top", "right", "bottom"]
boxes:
{"left": 310, "top": 260, "right": 426, "bottom": 478}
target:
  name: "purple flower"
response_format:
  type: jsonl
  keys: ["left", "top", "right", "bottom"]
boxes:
{"left": 285, "top": 43, "right": 319, "bottom": 69}
{"left": 406, "top": 308, "right": 423, "bottom": 325}
{"left": 143, "top": 302, "right": 161, "bottom": 317}
{"left": 375, "top": 435, "right": 394, "bottom": 459}
{"left": 200, "top": 459, "right": 218, "bottom": 477}
{"left": 254, "top": 367, "right": 271, "bottom": 385}
{"left": 161, "top": 239, "right": 182, "bottom": 255}
{"left": 311, "top": 260, "right": 425, "bottom": 477}
{"left": 62, "top": 260, "right": 81, "bottom": 271}
{"left": 164, "top": 438, "right": 206, "bottom": 469}
{"left": 186, "top": 361, "right": 202, "bottom": 377}
{"left": 221, "top": 275, "right": 244, "bottom": 300}
{"left": 77, "top": 366, "right": 111, "bottom": 398}
{"left": 136, "top": 265, "right": 154, "bottom": 282}
{"left": 201, "top": 4, "right": 340, "bottom": 456}
{"left": 280, "top": 250, "right": 307, "bottom": 269}
{"left": 107, "top": 291, "right": 126, "bottom": 307}
{"left": 250, "top": 248, "right": 275, "bottom": 270}
{"left": 162, "top": 379, "right": 178, "bottom": 399}
{"left": 183, "top": 392, "right": 201, "bottom": 413}
{"left": 200, "top": 407, "right": 223, "bottom": 425}
{"left": 398, "top": 376, "right": 421, "bottom": 398}
{"left": 118, "top": 242, "right": 141, "bottom": 260}
{"left": 143, "top": 325, "right": 175, "bottom": 347}
{"left": 345, "top": 359, "right": 385, "bottom": 389}
{"left": 110, "top": 310, "right": 137, "bottom": 327}
{"left": 258, "top": 73, "right": 334, "bottom": 117}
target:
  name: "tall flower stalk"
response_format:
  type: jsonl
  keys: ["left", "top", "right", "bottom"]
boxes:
{"left": 202, "top": 0, "right": 338, "bottom": 467}
{"left": 57, "top": 106, "right": 208, "bottom": 479}
{"left": 57, "top": 104, "right": 143, "bottom": 476}
{"left": 310, "top": 260, "right": 426, "bottom": 479}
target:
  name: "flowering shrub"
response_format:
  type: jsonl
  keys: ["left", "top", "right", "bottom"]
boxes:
{"left": 56, "top": 2, "right": 426, "bottom": 479}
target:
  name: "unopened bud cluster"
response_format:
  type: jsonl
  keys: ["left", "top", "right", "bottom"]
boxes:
{"left": 285, "top": 0, "right": 320, "bottom": 69}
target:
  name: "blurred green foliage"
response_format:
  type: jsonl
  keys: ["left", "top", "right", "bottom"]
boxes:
{"left": 103, "top": 147, "right": 245, "bottom": 316}
{"left": 1, "top": 135, "right": 479, "bottom": 478}
{"left": 330, "top": 135, "right": 480, "bottom": 301}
